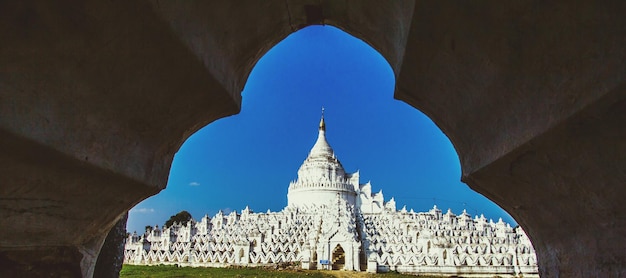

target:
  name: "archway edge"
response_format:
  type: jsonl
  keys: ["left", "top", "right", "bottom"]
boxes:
{"left": 0, "top": 1, "right": 625, "bottom": 277}
{"left": 150, "top": 0, "right": 415, "bottom": 102}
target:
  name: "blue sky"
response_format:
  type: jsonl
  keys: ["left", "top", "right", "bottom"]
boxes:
{"left": 126, "top": 25, "right": 516, "bottom": 233}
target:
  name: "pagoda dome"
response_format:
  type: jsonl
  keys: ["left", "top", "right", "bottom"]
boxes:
{"left": 287, "top": 109, "right": 358, "bottom": 209}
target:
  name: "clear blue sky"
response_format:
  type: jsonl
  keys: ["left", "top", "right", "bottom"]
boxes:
{"left": 126, "top": 25, "right": 516, "bottom": 233}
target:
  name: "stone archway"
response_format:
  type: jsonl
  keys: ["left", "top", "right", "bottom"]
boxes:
{"left": 1, "top": 1, "right": 625, "bottom": 277}
{"left": 332, "top": 244, "right": 346, "bottom": 270}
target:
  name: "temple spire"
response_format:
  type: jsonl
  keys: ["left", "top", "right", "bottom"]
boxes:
{"left": 319, "top": 107, "right": 326, "bottom": 131}
{"left": 305, "top": 107, "right": 337, "bottom": 162}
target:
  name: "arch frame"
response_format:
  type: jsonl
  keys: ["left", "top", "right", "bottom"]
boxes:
{"left": 0, "top": 1, "right": 625, "bottom": 277}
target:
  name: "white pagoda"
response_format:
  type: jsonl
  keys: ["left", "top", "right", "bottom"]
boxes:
{"left": 124, "top": 111, "right": 538, "bottom": 277}
{"left": 287, "top": 111, "right": 386, "bottom": 214}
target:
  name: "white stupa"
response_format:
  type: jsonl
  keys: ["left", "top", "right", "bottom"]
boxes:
{"left": 287, "top": 110, "right": 360, "bottom": 208}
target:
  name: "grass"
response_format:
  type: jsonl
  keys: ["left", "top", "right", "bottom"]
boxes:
{"left": 120, "top": 265, "right": 438, "bottom": 278}
{"left": 120, "top": 264, "right": 330, "bottom": 278}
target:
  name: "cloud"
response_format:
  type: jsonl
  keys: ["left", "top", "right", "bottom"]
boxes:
{"left": 133, "top": 208, "right": 155, "bottom": 213}
{"left": 189, "top": 181, "right": 200, "bottom": 186}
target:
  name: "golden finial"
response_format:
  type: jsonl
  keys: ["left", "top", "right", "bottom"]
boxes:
{"left": 319, "top": 107, "right": 326, "bottom": 131}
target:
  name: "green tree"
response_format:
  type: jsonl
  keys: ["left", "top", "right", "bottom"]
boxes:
{"left": 164, "top": 210, "right": 193, "bottom": 228}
